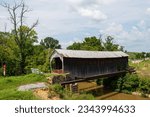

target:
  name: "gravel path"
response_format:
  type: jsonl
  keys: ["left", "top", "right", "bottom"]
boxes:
{"left": 18, "top": 82, "right": 47, "bottom": 91}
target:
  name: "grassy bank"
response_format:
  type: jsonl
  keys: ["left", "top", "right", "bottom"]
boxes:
{"left": 49, "top": 84, "right": 95, "bottom": 100}
{"left": 0, "top": 74, "right": 46, "bottom": 100}
{"left": 130, "top": 59, "right": 150, "bottom": 78}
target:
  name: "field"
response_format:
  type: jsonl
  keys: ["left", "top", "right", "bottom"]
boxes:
{"left": 0, "top": 74, "right": 46, "bottom": 100}
{"left": 130, "top": 59, "right": 150, "bottom": 78}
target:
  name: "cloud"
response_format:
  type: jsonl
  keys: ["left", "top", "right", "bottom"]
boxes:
{"left": 67, "top": 0, "right": 112, "bottom": 21}
{"left": 100, "top": 21, "right": 150, "bottom": 51}
{"left": 60, "top": 37, "right": 82, "bottom": 49}
{"left": 96, "top": 0, "right": 117, "bottom": 5}
{"left": 77, "top": 8, "right": 107, "bottom": 21}
{"left": 146, "top": 8, "right": 150, "bottom": 15}
{"left": 100, "top": 22, "right": 123, "bottom": 35}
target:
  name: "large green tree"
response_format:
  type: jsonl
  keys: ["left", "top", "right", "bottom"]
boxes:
{"left": 81, "top": 36, "right": 104, "bottom": 51}
{"left": 67, "top": 36, "right": 103, "bottom": 51}
{"left": 67, "top": 42, "right": 82, "bottom": 50}
{"left": 0, "top": 32, "right": 19, "bottom": 75}
{"left": 2, "top": 1, "right": 38, "bottom": 74}
{"left": 67, "top": 35, "right": 122, "bottom": 51}
{"left": 103, "top": 36, "right": 120, "bottom": 51}
{"left": 40, "top": 37, "right": 61, "bottom": 49}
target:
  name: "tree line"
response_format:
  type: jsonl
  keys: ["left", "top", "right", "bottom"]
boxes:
{"left": 0, "top": 31, "right": 61, "bottom": 76}
{"left": 67, "top": 36, "right": 124, "bottom": 51}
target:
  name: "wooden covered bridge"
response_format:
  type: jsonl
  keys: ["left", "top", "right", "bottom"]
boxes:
{"left": 50, "top": 49, "right": 129, "bottom": 84}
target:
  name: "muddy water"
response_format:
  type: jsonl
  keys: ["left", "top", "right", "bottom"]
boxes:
{"left": 93, "top": 88, "right": 149, "bottom": 100}
{"left": 78, "top": 82, "right": 149, "bottom": 100}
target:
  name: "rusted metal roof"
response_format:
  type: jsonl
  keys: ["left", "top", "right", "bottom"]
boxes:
{"left": 54, "top": 49, "right": 128, "bottom": 59}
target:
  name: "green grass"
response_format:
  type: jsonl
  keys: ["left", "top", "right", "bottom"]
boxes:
{"left": 0, "top": 74, "right": 46, "bottom": 100}
{"left": 130, "top": 59, "right": 150, "bottom": 78}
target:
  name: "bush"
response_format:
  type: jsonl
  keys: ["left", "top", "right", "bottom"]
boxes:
{"left": 49, "top": 84, "right": 95, "bottom": 100}
{"left": 96, "top": 79, "right": 103, "bottom": 85}
{"left": 116, "top": 74, "right": 150, "bottom": 95}
{"left": 139, "top": 78, "right": 150, "bottom": 94}
{"left": 51, "top": 84, "right": 64, "bottom": 94}
{"left": 121, "top": 74, "right": 140, "bottom": 92}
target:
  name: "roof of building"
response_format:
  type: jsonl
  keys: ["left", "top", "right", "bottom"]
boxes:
{"left": 52, "top": 49, "right": 128, "bottom": 59}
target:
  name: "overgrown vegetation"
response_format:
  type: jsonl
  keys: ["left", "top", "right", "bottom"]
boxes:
{"left": 130, "top": 59, "right": 150, "bottom": 78}
{"left": 49, "top": 84, "right": 95, "bottom": 100}
{"left": 0, "top": 74, "right": 46, "bottom": 99}
{"left": 112, "top": 74, "right": 150, "bottom": 97}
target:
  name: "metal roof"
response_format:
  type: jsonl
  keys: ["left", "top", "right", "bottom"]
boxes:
{"left": 54, "top": 49, "right": 128, "bottom": 59}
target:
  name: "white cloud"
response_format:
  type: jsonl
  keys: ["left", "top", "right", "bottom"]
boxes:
{"left": 67, "top": 0, "right": 116, "bottom": 6}
{"left": 100, "top": 22, "right": 123, "bottom": 35}
{"left": 60, "top": 37, "right": 82, "bottom": 48}
{"left": 77, "top": 8, "right": 107, "bottom": 21}
{"left": 100, "top": 21, "right": 150, "bottom": 51}
{"left": 96, "top": 0, "right": 117, "bottom": 5}
{"left": 146, "top": 8, "right": 150, "bottom": 15}
{"left": 67, "top": 0, "right": 111, "bottom": 21}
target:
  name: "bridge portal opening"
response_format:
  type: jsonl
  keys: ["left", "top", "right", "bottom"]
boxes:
{"left": 51, "top": 57, "right": 63, "bottom": 74}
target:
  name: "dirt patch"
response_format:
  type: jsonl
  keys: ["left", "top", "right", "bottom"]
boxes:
{"left": 33, "top": 88, "right": 60, "bottom": 100}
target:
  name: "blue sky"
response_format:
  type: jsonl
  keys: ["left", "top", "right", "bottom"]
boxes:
{"left": 0, "top": 0, "right": 150, "bottom": 52}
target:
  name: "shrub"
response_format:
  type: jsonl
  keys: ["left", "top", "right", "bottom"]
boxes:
{"left": 139, "top": 78, "right": 150, "bottom": 94}
{"left": 121, "top": 74, "right": 140, "bottom": 92}
{"left": 116, "top": 73, "right": 150, "bottom": 95}
{"left": 96, "top": 79, "right": 103, "bottom": 85}
{"left": 49, "top": 84, "right": 95, "bottom": 100}
{"left": 51, "top": 84, "right": 64, "bottom": 94}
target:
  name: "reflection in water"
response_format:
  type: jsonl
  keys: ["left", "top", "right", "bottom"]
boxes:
{"left": 90, "top": 87, "right": 149, "bottom": 100}
{"left": 78, "top": 82, "right": 149, "bottom": 100}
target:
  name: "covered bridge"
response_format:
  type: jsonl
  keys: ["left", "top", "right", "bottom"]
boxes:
{"left": 50, "top": 49, "right": 128, "bottom": 82}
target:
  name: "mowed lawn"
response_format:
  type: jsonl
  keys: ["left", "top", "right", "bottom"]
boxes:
{"left": 0, "top": 74, "right": 46, "bottom": 100}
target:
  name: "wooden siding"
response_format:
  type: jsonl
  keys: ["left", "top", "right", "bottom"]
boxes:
{"left": 63, "top": 57, "right": 128, "bottom": 79}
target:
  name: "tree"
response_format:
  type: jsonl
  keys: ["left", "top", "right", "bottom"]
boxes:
{"left": 40, "top": 37, "right": 61, "bottom": 49}
{"left": 103, "top": 36, "right": 121, "bottom": 51}
{"left": 81, "top": 36, "right": 104, "bottom": 51}
{"left": 67, "top": 42, "right": 82, "bottom": 50}
{"left": 0, "top": 32, "right": 19, "bottom": 75}
{"left": 67, "top": 35, "right": 123, "bottom": 51}
{"left": 146, "top": 53, "right": 150, "bottom": 58}
{"left": 67, "top": 36, "right": 104, "bottom": 51}
{"left": 2, "top": 1, "right": 38, "bottom": 74}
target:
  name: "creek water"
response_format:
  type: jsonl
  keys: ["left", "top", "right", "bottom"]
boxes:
{"left": 78, "top": 82, "right": 149, "bottom": 100}
{"left": 90, "top": 87, "right": 149, "bottom": 100}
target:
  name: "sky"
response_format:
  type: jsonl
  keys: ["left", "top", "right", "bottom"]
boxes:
{"left": 0, "top": 0, "right": 150, "bottom": 52}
